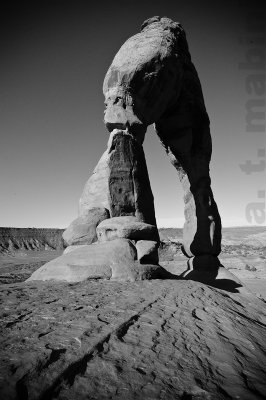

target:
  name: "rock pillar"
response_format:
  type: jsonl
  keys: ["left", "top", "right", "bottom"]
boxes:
{"left": 63, "top": 129, "right": 159, "bottom": 266}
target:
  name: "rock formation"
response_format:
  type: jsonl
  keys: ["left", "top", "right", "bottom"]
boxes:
{"left": 29, "top": 16, "right": 222, "bottom": 281}
{"left": 78, "top": 129, "right": 157, "bottom": 226}
{"left": 103, "top": 16, "right": 222, "bottom": 271}
{"left": 62, "top": 208, "right": 110, "bottom": 246}
{"left": 0, "top": 228, "right": 64, "bottom": 254}
{"left": 29, "top": 129, "right": 161, "bottom": 282}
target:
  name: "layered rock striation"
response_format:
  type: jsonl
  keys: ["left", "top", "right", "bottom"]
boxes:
{"left": 0, "top": 228, "right": 64, "bottom": 254}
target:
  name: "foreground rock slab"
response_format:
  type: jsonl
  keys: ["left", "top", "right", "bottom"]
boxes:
{"left": 0, "top": 279, "right": 265, "bottom": 400}
{"left": 26, "top": 239, "right": 165, "bottom": 282}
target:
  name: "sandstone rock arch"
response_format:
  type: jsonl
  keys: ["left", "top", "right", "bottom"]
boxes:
{"left": 29, "top": 17, "right": 223, "bottom": 282}
{"left": 103, "top": 16, "right": 222, "bottom": 268}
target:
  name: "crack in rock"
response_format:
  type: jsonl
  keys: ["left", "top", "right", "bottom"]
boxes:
{"left": 5, "top": 311, "right": 32, "bottom": 328}
{"left": 27, "top": 295, "right": 165, "bottom": 400}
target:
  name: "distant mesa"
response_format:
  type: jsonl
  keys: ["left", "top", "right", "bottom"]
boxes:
{"left": 243, "top": 231, "right": 266, "bottom": 248}
{"left": 0, "top": 227, "right": 64, "bottom": 255}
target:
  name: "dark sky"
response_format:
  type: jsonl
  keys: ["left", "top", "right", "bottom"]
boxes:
{"left": 1, "top": 0, "right": 265, "bottom": 228}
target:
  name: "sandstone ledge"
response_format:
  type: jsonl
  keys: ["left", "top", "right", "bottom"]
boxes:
{"left": 0, "top": 279, "right": 265, "bottom": 399}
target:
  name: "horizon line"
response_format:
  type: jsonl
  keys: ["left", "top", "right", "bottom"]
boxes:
{"left": 0, "top": 225, "right": 265, "bottom": 230}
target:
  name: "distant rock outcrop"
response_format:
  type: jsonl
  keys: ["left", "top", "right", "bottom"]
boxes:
{"left": 0, "top": 228, "right": 64, "bottom": 254}
{"left": 243, "top": 232, "right": 266, "bottom": 248}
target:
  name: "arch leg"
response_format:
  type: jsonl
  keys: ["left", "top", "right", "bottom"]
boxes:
{"left": 155, "top": 121, "right": 222, "bottom": 270}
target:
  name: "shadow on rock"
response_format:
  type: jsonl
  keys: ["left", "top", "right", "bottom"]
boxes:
{"left": 180, "top": 269, "right": 243, "bottom": 293}
{"left": 158, "top": 260, "right": 246, "bottom": 294}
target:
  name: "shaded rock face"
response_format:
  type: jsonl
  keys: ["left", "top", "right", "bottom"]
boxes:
{"left": 79, "top": 129, "right": 157, "bottom": 226}
{"left": 107, "top": 130, "right": 157, "bottom": 226}
{"left": 103, "top": 17, "right": 189, "bottom": 135}
{"left": 136, "top": 240, "right": 159, "bottom": 264}
{"left": 103, "top": 16, "right": 222, "bottom": 265}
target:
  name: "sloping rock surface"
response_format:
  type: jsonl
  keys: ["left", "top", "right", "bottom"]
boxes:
{"left": 26, "top": 239, "right": 137, "bottom": 282}
{"left": 0, "top": 279, "right": 265, "bottom": 400}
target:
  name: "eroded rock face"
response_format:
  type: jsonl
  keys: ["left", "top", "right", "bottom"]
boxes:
{"left": 26, "top": 239, "right": 164, "bottom": 282}
{"left": 103, "top": 16, "right": 222, "bottom": 265}
{"left": 63, "top": 207, "right": 110, "bottom": 246}
{"left": 31, "top": 129, "right": 162, "bottom": 282}
{"left": 136, "top": 240, "right": 159, "bottom": 264}
{"left": 30, "top": 16, "right": 222, "bottom": 282}
{"left": 96, "top": 216, "right": 159, "bottom": 243}
{"left": 27, "top": 239, "right": 137, "bottom": 282}
{"left": 107, "top": 130, "right": 157, "bottom": 226}
{"left": 58, "top": 128, "right": 161, "bottom": 282}
{"left": 79, "top": 150, "right": 110, "bottom": 216}
{"left": 79, "top": 130, "right": 157, "bottom": 226}
{"left": 103, "top": 17, "right": 189, "bottom": 136}
{"left": 0, "top": 228, "right": 64, "bottom": 254}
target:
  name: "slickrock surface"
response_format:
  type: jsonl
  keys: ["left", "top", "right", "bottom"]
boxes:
{"left": 0, "top": 250, "right": 63, "bottom": 284}
{"left": 0, "top": 279, "right": 265, "bottom": 400}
